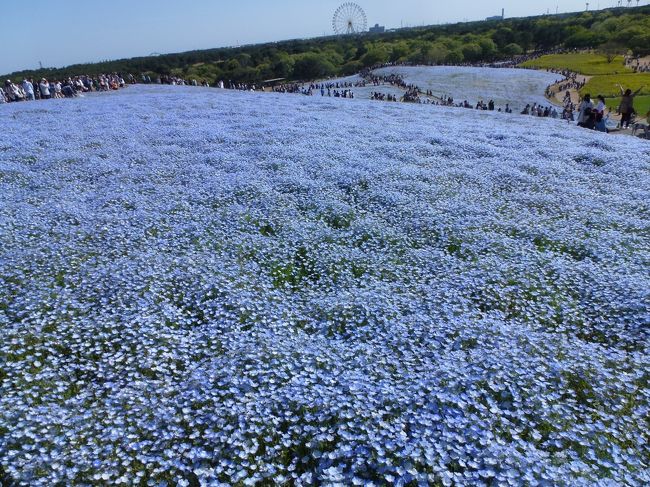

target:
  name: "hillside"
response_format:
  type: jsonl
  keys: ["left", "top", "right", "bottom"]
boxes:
{"left": 1, "top": 86, "right": 649, "bottom": 485}
{"left": 3, "top": 6, "right": 650, "bottom": 85}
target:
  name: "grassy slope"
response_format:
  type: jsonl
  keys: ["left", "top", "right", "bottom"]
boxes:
{"left": 581, "top": 73, "right": 650, "bottom": 97}
{"left": 522, "top": 53, "right": 650, "bottom": 116}
{"left": 605, "top": 96, "right": 650, "bottom": 118}
{"left": 520, "top": 53, "right": 632, "bottom": 75}
{"left": 584, "top": 74, "right": 650, "bottom": 116}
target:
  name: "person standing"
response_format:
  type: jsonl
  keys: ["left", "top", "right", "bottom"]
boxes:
{"left": 22, "top": 78, "right": 35, "bottom": 100}
{"left": 618, "top": 84, "right": 645, "bottom": 129}
{"left": 53, "top": 80, "right": 62, "bottom": 98}
{"left": 595, "top": 95, "right": 607, "bottom": 122}
{"left": 577, "top": 94, "right": 595, "bottom": 129}
{"left": 33, "top": 78, "right": 41, "bottom": 100}
{"left": 594, "top": 96, "right": 608, "bottom": 133}
{"left": 39, "top": 79, "right": 51, "bottom": 99}
{"left": 4, "top": 80, "right": 24, "bottom": 102}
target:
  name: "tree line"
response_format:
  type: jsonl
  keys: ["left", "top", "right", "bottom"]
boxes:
{"left": 4, "top": 6, "right": 649, "bottom": 85}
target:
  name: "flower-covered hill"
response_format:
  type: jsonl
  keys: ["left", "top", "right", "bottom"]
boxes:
{"left": 1, "top": 86, "right": 649, "bottom": 486}
{"left": 371, "top": 66, "right": 559, "bottom": 108}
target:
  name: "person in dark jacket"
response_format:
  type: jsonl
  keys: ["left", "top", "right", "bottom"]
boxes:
{"left": 617, "top": 84, "right": 645, "bottom": 129}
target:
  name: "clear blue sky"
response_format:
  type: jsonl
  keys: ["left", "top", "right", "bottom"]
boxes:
{"left": 0, "top": 0, "right": 644, "bottom": 74}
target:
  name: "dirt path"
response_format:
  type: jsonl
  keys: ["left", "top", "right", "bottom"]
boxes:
{"left": 546, "top": 74, "right": 591, "bottom": 106}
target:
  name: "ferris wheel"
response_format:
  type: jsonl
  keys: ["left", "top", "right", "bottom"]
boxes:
{"left": 332, "top": 3, "right": 368, "bottom": 35}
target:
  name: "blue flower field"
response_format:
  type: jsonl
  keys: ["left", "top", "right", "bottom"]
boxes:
{"left": 1, "top": 86, "right": 649, "bottom": 485}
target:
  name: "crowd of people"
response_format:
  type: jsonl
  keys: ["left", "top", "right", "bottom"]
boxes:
{"left": 573, "top": 93, "right": 611, "bottom": 132}
{"left": 268, "top": 57, "right": 645, "bottom": 138}
{"left": 545, "top": 71, "right": 586, "bottom": 98}
{"left": 272, "top": 83, "right": 302, "bottom": 94}
{"left": 370, "top": 92, "right": 399, "bottom": 101}
{"left": 3, "top": 47, "right": 648, "bottom": 138}
{"left": 572, "top": 84, "right": 648, "bottom": 136}
{"left": 521, "top": 103, "right": 560, "bottom": 118}
{"left": 143, "top": 74, "right": 212, "bottom": 87}
{"left": 361, "top": 72, "right": 408, "bottom": 89}
{"left": 0, "top": 74, "right": 130, "bottom": 103}
{"left": 626, "top": 56, "right": 650, "bottom": 73}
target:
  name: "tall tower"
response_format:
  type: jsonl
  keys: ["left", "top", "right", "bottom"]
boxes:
{"left": 501, "top": 8, "right": 505, "bottom": 19}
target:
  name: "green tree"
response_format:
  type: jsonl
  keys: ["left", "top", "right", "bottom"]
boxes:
{"left": 445, "top": 49, "right": 464, "bottom": 64}
{"left": 601, "top": 41, "right": 626, "bottom": 63}
{"left": 515, "top": 30, "right": 534, "bottom": 51}
{"left": 390, "top": 41, "right": 410, "bottom": 62}
{"left": 361, "top": 46, "right": 390, "bottom": 67}
{"left": 629, "top": 33, "right": 650, "bottom": 56}
{"left": 225, "top": 59, "right": 241, "bottom": 71}
{"left": 423, "top": 43, "right": 450, "bottom": 64}
{"left": 341, "top": 60, "right": 363, "bottom": 75}
{"left": 293, "top": 53, "right": 336, "bottom": 80}
{"left": 462, "top": 43, "right": 483, "bottom": 62}
{"left": 533, "top": 20, "right": 564, "bottom": 49}
{"left": 478, "top": 38, "right": 498, "bottom": 59}
{"left": 502, "top": 43, "right": 523, "bottom": 56}
{"left": 564, "top": 26, "right": 597, "bottom": 48}
{"left": 236, "top": 53, "right": 252, "bottom": 67}
{"left": 492, "top": 27, "right": 515, "bottom": 48}
{"left": 271, "top": 56, "right": 294, "bottom": 79}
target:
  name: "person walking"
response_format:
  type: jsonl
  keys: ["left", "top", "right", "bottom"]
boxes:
{"left": 618, "top": 84, "right": 645, "bottom": 129}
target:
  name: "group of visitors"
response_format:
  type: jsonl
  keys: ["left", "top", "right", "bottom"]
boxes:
{"left": 361, "top": 72, "right": 408, "bottom": 89}
{"left": 272, "top": 83, "right": 302, "bottom": 94}
{"left": 370, "top": 92, "right": 399, "bottom": 101}
{"left": 296, "top": 81, "right": 365, "bottom": 96}
{"left": 332, "top": 89, "right": 355, "bottom": 98}
{"left": 1, "top": 74, "right": 129, "bottom": 103}
{"left": 521, "top": 103, "right": 560, "bottom": 118}
{"left": 626, "top": 56, "right": 650, "bottom": 73}
{"left": 224, "top": 81, "right": 257, "bottom": 91}
{"left": 575, "top": 84, "right": 648, "bottom": 136}
{"left": 149, "top": 75, "right": 211, "bottom": 87}
{"left": 4, "top": 46, "right": 646, "bottom": 139}
{"left": 403, "top": 86, "right": 423, "bottom": 103}
{"left": 546, "top": 72, "right": 586, "bottom": 98}
{"left": 575, "top": 94, "right": 610, "bottom": 131}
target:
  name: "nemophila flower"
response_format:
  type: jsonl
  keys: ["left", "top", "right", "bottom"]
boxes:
{"left": 0, "top": 85, "right": 649, "bottom": 485}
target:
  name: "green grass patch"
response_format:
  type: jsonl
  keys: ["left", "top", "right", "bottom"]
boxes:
{"left": 520, "top": 53, "right": 631, "bottom": 75}
{"left": 604, "top": 96, "right": 650, "bottom": 118}
{"left": 581, "top": 73, "right": 650, "bottom": 98}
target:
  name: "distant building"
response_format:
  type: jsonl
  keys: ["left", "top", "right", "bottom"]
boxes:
{"left": 369, "top": 23, "right": 385, "bottom": 33}
{"left": 486, "top": 8, "right": 505, "bottom": 21}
